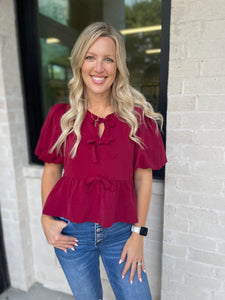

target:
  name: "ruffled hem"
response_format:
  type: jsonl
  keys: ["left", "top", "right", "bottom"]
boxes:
{"left": 43, "top": 176, "right": 138, "bottom": 228}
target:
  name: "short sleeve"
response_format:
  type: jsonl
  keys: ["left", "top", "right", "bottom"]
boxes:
{"left": 35, "top": 103, "right": 69, "bottom": 164}
{"left": 134, "top": 116, "right": 167, "bottom": 171}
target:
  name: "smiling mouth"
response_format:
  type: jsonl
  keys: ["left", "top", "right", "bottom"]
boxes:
{"left": 91, "top": 75, "right": 107, "bottom": 83}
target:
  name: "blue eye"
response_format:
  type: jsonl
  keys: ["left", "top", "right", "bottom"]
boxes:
{"left": 106, "top": 58, "right": 114, "bottom": 63}
{"left": 86, "top": 56, "right": 94, "bottom": 60}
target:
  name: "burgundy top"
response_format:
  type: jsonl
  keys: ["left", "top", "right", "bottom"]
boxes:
{"left": 35, "top": 103, "right": 167, "bottom": 227}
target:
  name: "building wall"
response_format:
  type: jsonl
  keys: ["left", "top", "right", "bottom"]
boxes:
{"left": 0, "top": 0, "right": 35, "bottom": 290}
{"left": 162, "top": 0, "right": 225, "bottom": 299}
{"left": 0, "top": 1, "right": 165, "bottom": 299}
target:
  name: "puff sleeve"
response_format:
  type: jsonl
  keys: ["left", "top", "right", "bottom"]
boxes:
{"left": 134, "top": 116, "right": 167, "bottom": 171}
{"left": 35, "top": 103, "right": 69, "bottom": 164}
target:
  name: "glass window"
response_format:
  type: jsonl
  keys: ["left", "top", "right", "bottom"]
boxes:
{"left": 16, "top": 0, "right": 169, "bottom": 177}
{"left": 37, "top": 0, "right": 162, "bottom": 116}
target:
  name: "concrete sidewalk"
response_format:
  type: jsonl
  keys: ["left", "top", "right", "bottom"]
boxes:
{"left": 0, "top": 283, "right": 74, "bottom": 300}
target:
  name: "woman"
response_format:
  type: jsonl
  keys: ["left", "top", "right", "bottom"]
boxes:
{"left": 35, "top": 22, "right": 167, "bottom": 300}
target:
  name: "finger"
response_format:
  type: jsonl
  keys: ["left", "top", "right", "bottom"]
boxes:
{"left": 121, "top": 260, "right": 131, "bottom": 279}
{"left": 119, "top": 248, "right": 127, "bottom": 264}
{"left": 129, "top": 261, "right": 137, "bottom": 284}
{"left": 137, "top": 263, "right": 142, "bottom": 282}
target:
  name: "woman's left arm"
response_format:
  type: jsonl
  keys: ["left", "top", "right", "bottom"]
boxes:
{"left": 120, "top": 167, "right": 152, "bottom": 284}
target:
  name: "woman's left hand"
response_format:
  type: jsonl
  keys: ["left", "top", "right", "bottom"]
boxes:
{"left": 119, "top": 232, "right": 145, "bottom": 284}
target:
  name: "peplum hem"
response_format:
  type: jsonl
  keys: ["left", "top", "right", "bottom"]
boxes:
{"left": 43, "top": 176, "right": 138, "bottom": 228}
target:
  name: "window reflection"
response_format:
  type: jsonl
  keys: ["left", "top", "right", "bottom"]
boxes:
{"left": 37, "top": 0, "right": 162, "bottom": 116}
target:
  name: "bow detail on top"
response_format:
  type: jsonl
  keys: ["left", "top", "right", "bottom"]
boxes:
{"left": 87, "top": 136, "right": 114, "bottom": 163}
{"left": 85, "top": 176, "right": 115, "bottom": 193}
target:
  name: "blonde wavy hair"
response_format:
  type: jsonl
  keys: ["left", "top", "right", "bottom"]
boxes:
{"left": 51, "top": 22, "right": 163, "bottom": 158}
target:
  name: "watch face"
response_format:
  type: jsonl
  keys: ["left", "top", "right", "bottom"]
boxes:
{"left": 140, "top": 227, "right": 148, "bottom": 236}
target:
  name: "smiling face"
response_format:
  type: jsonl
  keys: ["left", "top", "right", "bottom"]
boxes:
{"left": 81, "top": 37, "right": 117, "bottom": 101}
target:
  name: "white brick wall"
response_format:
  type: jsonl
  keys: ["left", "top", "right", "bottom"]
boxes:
{"left": 0, "top": 0, "right": 35, "bottom": 290}
{"left": 162, "top": 0, "right": 225, "bottom": 299}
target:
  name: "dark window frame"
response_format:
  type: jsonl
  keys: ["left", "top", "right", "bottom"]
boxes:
{"left": 15, "top": 0, "right": 171, "bottom": 178}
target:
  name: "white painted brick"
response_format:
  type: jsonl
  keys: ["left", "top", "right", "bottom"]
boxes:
{"left": 177, "top": 206, "right": 218, "bottom": 225}
{"left": 170, "top": 0, "right": 186, "bottom": 24}
{"left": 167, "top": 95, "right": 196, "bottom": 111}
{"left": 182, "top": 145, "right": 224, "bottom": 163}
{"left": 165, "top": 186, "right": 190, "bottom": 205}
{"left": 195, "top": 129, "right": 225, "bottom": 147}
{"left": 182, "top": 112, "right": 225, "bottom": 130}
{"left": 167, "top": 78, "right": 183, "bottom": 95}
{"left": 166, "top": 160, "right": 192, "bottom": 176}
{"left": 170, "top": 22, "right": 201, "bottom": 43}
{"left": 169, "top": 43, "right": 188, "bottom": 60}
{"left": 190, "top": 194, "right": 225, "bottom": 211}
{"left": 178, "top": 175, "right": 223, "bottom": 194}
{"left": 193, "top": 162, "right": 225, "bottom": 178}
{"left": 217, "top": 242, "right": 225, "bottom": 254}
{"left": 163, "top": 243, "right": 187, "bottom": 258}
{"left": 176, "top": 259, "right": 217, "bottom": 278}
{"left": 189, "top": 248, "right": 225, "bottom": 268}
{"left": 166, "top": 112, "right": 182, "bottom": 128}
{"left": 185, "top": 273, "right": 221, "bottom": 291}
{"left": 169, "top": 58, "right": 199, "bottom": 78}
{"left": 184, "top": 77, "right": 225, "bottom": 94}
{"left": 176, "top": 232, "right": 217, "bottom": 252}
{"left": 190, "top": 220, "right": 225, "bottom": 241}
{"left": 164, "top": 214, "right": 189, "bottom": 233}
{"left": 166, "top": 129, "right": 194, "bottom": 145}
{"left": 190, "top": 39, "right": 225, "bottom": 60}
{"left": 197, "top": 95, "right": 225, "bottom": 111}
{"left": 187, "top": 0, "right": 225, "bottom": 21}
{"left": 200, "top": 58, "right": 225, "bottom": 77}
{"left": 201, "top": 20, "right": 225, "bottom": 40}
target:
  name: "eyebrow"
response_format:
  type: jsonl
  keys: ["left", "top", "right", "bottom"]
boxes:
{"left": 86, "top": 51, "right": 116, "bottom": 58}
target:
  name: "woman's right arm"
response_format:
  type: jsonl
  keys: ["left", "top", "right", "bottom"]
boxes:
{"left": 41, "top": 163, "right": 78, "bottom": 252}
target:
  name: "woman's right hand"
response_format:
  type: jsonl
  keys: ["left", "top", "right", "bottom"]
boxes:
{"left": 41, "top": 214, "right": 78, "bottom": 252}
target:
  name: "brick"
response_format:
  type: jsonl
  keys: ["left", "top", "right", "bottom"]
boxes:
{"left": 201, "top": 20, "right": 225, "bottom": 40}
{"left": 192, "top": 162, "right": 225, "bottom": 178}
{"left": 176, "top": 259, "right": 217, "bottom": 278}
{"left": 167, "top": 78, "right": 183, "bottom": 95}
{"left": 188, "top": 39, "right": 225, "bottom": 59}
{"left": 166, "top": 129, "right": 194, "bottom": 145}
{"left": 166, "top": 160, "right": 192, "bottom": 176}
{"left": 190, "top": 220, "right": 225, "bottom": 240}
{"left": 182, "top": 112, "right": 225, "bottom": 130}
{"left": 187, "top": 0, "right": 225, "bottom": 21}
{"left": 190, "top": 194, "right": 225, "bottom": 211}
{"left": 168, "top": 95, "right": 197, "bottom": 111}
{"left": 166, "top": 112, "right": 182, "bottom": 128}
{"left": 169, "top": 43, "right": 188, "bottom": 60}
{"left": 176, "top": 232, "right": 217, "bottom": 252}
{"left": 182, "top": 145, "right": 224, "bottom": 163}
{"left": 169, "top": 58, "right": 199, "bottom": 78}
{"left": 177, "top": 206, "right": 218, "bottom": 225}
{"left": 200, "top": 58, "right": 225, "bottom": 77}
{"left": 164, "top": 214, "right": 189, "bottom": 233}
{"left": 171, "top": 21, "right": 201, "bottom": 43}
{"left": 178, "top": 175, "right": 223, "bottom": 194}
{"left": 185, "top": 273, "right": 221, "bottom": 291}
{"left": 197, "top": 95, "right": 225, "bottom": 112}
{"left": 195, "top": 129, "right": 225, "bottom": 147}
{"left": 170, "top": 0, "right": 186, "bottom": 24}
{"left": 165, "top": 186, "right": 190, "bottom": 205}
{"left": 184, "top": 77, "right": 225, "bottom": 94}
{"left": 163, "top": 243, "right": 187, "bottom": 258}
{"left": 189, "top": 248, "right": 225, "bottom": 267}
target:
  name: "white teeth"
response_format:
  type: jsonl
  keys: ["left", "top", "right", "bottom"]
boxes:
{"left": 92, "top": 76, "right": 105, "bottom": 81}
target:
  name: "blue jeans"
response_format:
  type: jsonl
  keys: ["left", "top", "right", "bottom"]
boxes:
{"left": 54, "top": 220, "right": 152, "bottom": 300}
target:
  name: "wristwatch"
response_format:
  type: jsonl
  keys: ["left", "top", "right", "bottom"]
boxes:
{"left": 131, "top": 225, "right": 148, "bottom": 236}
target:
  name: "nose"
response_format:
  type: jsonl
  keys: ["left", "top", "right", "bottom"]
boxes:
{"left": 95, "top": 59, "right": 104, "bottom": 73}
